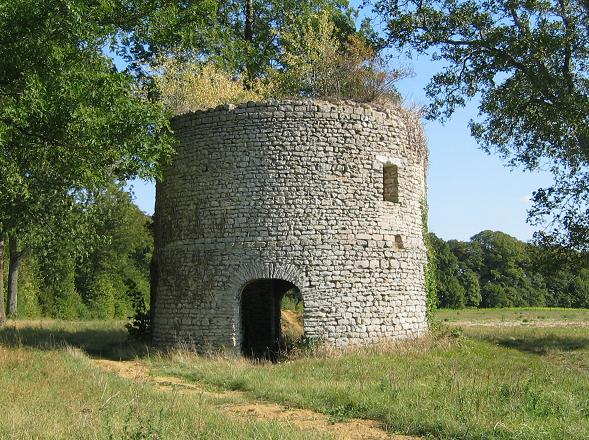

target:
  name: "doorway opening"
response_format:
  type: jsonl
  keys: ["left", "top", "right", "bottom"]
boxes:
{"left": 240, "top": 278, "right": 303, "bottom": 359}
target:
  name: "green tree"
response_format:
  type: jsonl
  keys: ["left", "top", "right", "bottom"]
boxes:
{"left": 447, "top": 240, "right": 482, "bottom": 307}
{"left": 119, "top": 0, "right": 406, "bottom": 105}
{"left": 471, "top": 230, "right": 547, "bottom": 307}
{"left": 531, "top": 243, "right": 589, "bottom": 307}
{"left": 373, "top": 0, "right": 589, "bottom": 249}
{"left": 459, "top": 268, "right": 481, "bottom": 307}
{"left": 75, "top": 185, "right": 153, "bottom": 319}
{"left": 9, "top": 185, "right": 154, "bottom": 320}
{"left": 119, "top": 0, "right": 358, "bottom": 82}
{"left": 0, "top": 0, "right": 173, "bottom": 318}
{"left": 1, "top": 0, "right": 172, "bottom": 195}
{"left": 430, "top": 233, "right": 466, "bottom": 308}
{"left": 571, "top": 269, "right": 589, "bottom": 308}
{"left": 275, "top": 11, "right": 404, "bottom": 101}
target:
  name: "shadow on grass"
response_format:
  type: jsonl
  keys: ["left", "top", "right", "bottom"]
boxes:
{"left": 0, "top": 323, "right": 148, "bottom": 360}
{"left": 482, "top": 334, "right": 589, "bottom": 356}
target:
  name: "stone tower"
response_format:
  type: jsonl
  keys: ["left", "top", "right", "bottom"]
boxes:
{"left": 152, "top": 99, "right": 428, "bottom": 355}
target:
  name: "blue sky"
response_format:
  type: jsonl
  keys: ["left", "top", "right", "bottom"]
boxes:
{"left": 125, "top": 7, "right": 554, "bottom": 243}
{"left": 394, "top": 55, "right": 553, "bottom": 242}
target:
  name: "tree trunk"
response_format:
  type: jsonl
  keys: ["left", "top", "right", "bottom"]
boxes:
{"left": 244, "top": 0, "right": 255, "bottom": 86}
{"left": 0, "top": 232, "right": 6, "bottom": 324}
{"left": 245, "top": 0, "right": 254, "bottom": 43}
{"left": 7, "top": 234, "right": 22, "bottom": 318}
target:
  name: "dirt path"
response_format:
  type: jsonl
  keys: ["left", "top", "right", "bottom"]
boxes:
{"left": 281, "top": 310, "right": 304, "bottom": 337}
{"left": 92, "top": 359, "right": 418, "bottom": 440}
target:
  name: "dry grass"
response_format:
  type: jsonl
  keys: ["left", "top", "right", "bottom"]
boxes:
{"left": 437, "top": 307, "right": 589, "bottom": 326}
{"left": 2, "top": 310, "right": 589, "bottom": 439}
{"left": 150, "top": 310, "right": 589, "bottom": 440}
{"left": 0, "top": 321, "right": 328, "bottom": 440}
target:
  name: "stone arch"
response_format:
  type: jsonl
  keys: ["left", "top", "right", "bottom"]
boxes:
{"left": 228, "top": 262, "right": 308, "bottom": 295}
{"left": 239, "top": 278, "right": 299, "bottom": 359}
{"left": 229, "top": 262, "right": 308, "bottom": 357}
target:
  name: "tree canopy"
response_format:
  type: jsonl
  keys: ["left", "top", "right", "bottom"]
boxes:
{"left": 430, "top": 230, "right": 589, "bottom": 309}
{"left": 13, "top": 185, "right": 153, "bottom": 320}
{"left": 373, "top": 0, "right": 589, "bottom": 249}
{"left": 0, "top": 0, "right": 174, "bottom": 321}
{"left": 0, "top": 0, "right": 173, "bottom": 232}
{"left": 117, "top": 0, "right": 358, "bottom": 81}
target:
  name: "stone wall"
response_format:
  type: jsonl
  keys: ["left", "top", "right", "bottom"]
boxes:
{"left": 153, "top": 99, "right": 429, "bottom": 350}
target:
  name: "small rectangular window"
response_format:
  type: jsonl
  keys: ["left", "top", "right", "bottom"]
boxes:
{"left": 383, "top": 164, "right": 399, "bottom": 203}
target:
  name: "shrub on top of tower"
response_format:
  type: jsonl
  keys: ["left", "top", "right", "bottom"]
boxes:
{"left": 151, "top": 11, "right": 409, "bottom": 114}
{"left": 275, "top": 11, "right": 408, "bottom": 104}
{"left": 154, "top": 61, "right": 263, "bottom": 115}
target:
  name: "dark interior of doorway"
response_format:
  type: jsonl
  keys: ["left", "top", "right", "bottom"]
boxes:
{"left": 240, "top": 278, "right": 302, "bottom": 360}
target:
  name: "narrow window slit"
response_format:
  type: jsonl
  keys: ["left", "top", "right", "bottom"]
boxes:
{"left": 383, "top": 164, "right": 399, "bottom": 203}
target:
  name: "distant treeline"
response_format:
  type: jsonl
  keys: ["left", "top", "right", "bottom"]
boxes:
{"left": 3, "top": 186, "right": 152, "bottom": 320}
{"left": 430, "top": 231, "right": 589, "bottom": 309}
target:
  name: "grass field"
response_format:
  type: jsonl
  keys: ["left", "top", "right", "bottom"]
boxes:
{"left": 0, "top": 321, "right": 325, "bottom": 440}
{"left": 437, "top": 307, "right": 589, "bottom": 325}
{"left": 1, "top": 309, "right": 588, "bottom": 439}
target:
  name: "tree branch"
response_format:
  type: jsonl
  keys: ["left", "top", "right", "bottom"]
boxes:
{"left": 0, "top": 116, "right": 65, "bottom": 149}
{"left": 558, "top": 0, "right": 575, "bottom": 95}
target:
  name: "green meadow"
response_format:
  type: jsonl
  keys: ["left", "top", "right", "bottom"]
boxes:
{"left": 1, "top": 309, "right": 588, "bottom": 439}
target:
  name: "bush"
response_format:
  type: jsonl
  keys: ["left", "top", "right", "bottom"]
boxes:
{"left": 154, "top": 61, "right": 265, "bottom": 114}
{"left": 126, "top": 280, "right": 152, "bottom": 341}
{"left": 276, "top": 12, "right": 406, "bottom": 103}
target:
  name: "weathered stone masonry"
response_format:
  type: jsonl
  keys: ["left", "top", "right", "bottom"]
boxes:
{"left": 153, "top": 99, "right": 428, "bottom": 352}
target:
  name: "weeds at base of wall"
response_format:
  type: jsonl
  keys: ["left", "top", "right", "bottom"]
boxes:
{"left": 276, "top": 335, "right": 324, "bottom": 361}
{"left": 421, "top": 200, "right": 438, "bottom": 323}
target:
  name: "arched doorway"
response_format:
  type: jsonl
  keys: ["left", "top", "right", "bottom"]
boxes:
{"left": 240, "top": 278, "right": 302, "bottom": 359}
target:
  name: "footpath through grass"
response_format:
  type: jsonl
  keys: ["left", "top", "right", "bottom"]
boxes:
{"left": 0, "top": 321, "right": 326, "bottom": 440}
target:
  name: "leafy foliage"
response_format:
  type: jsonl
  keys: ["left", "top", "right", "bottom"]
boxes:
{"left": 430, "top": 234, "right": 467, "bottom": 308}
{"left": 0, "top": 0, "right": 173, "bottom": 319}
{"left": 276, "top": 11, "right": 405, "bottom": 102}
{"left": 374, "top": 0, "right": 589, "bottom": 249}
{"left": 0, "top": 0, "right": 173, "bottom": 248}
{"left": 422, "top": 202, "right": 438, "bottom": 321}
{"left": 75, "top": 185, "right": 153, "bottom": 318}
{"left": 126, "top": 280, "right": 153, "bottom": 341}
{"left": 122, "top": 1, "right": 404, "bottom": 111}
{"left": 0, "top": 0, "right": 173, "bottom": 192}
{"left": 118, "top": 0, "right": 358, "bottom": 82}
{"left": 431, "top": 230, "right": 589, "bottom": 309}
{"left": 10, "top": 186, "right": 153, "bottom": 320}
